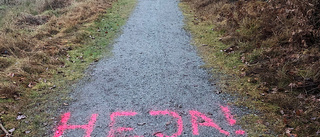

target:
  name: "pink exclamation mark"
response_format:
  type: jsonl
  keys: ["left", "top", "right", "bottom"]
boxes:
{"left": 220, "top": 105, "right": 245, "bottom": 135}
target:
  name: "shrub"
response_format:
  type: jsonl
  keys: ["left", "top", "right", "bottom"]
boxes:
{"left": 184, "top": 0, "right": 320, "bottom": 136}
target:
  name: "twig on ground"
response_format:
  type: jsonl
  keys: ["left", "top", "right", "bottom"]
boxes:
{"left": 0, "top": 123, "right": 11, "bottom": 137}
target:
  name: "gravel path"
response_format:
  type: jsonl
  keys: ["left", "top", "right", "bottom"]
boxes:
{"left": 53, "top": 0, "right": 247, "bottom": 136}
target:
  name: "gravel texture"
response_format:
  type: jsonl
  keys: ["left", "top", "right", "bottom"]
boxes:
{"left": 56, "top": 0, "right": 247, "bottom": 136}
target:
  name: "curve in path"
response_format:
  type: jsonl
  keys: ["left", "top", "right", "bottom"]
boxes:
{"left": 53, "top": 0, "right": 247, "bottom": 136}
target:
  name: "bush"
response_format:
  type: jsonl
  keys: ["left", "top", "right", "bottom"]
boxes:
{"left": 185, "top": 0, "right": 320, "bottom": 94}
{"left": 184, "top": 0, "right": 320, "bottom": 136}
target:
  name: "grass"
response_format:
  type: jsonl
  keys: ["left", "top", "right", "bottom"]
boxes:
{"left": 0, "top": 6, "right": 5, "bottom": 26}
{"left": 0, "top": 0, "right": 137, "bottom": 136}
{"left": 179, "top": 2, "right": 285, "bottom": 136}
{"left": 180, "top": 0, "right": 320, "bottom": 136}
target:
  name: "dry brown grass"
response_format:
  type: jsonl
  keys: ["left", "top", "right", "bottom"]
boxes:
{"left": 0, "top": 1, "right": 115, "bottom": 135}
{"left": 0, "top": 0, "right": 137, "bottom": 135}
{"left": 184, "top": 0, "right": 320, "bottom": 136}
{"left": 0, "top": 0, "right": 115, "bottom": 99}
{"left": 0, "top": 57, "right": 13, "bottom": 70}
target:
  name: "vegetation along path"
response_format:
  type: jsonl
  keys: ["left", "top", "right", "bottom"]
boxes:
{"left": 52, "top": 0, "right": 248, "bottom": 136}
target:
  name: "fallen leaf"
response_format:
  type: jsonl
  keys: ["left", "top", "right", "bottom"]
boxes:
{"left": 280, "top": 110, "right": 285, "bottom": 115}
{"left": 17, "top": 115, "right": 26, "bottom": 120}
{"left": 7, "top": 73, "right": 14, "bottom": 77}
{"left": 288, "top": 83, "right": 297, "bottom": 88}
{"left": 49, "top": 85, "right": 56, "bottom": 89}
{"left": 28, "top": 82, "right": 33, "bottom": 88}
{"left": 295, "top": 109, "right": 303, "bottom": 116}
{"left": 272, "top": 87, "right": 278, "bottom": 92}
{"left": 297, "top": 94, "right": 305, "bottom": 99}
{"left": 285, "top": 128, "right": 294, "bottom": 134}
{"left": 8, "top": 128, "right": 15, "bottom": 133}
{"left": 283, "top": 117, "right": 288, "bottom": 124}
{"left": 240, "top": 72, "right": 246, "bottom": 77}
{"left": 297, "top": 82, "right": 303, "bottom": 86}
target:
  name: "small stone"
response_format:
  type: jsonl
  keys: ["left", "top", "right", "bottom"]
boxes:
{"left": 137, "top": 123, "right": 146, "bottom": 126}
{"left": 50, "top": 85, "right": 57, "bottom": 89}
{"left": 280, "top": 110, "right": 285, "bottom": 115}
{"left": 180, "top": 111, "right": 188, "bottom": 116}
{"left": 17, "top": 115, "right": 26, "bottom": 120}
{"left": 8, "top": 128, "right": 15, "bottom": 133}
{"left": 165, "top": 121, "right": 172, "bottom": 126}
{"left": 265, "top": 122, "right": 270, "bottom": 126}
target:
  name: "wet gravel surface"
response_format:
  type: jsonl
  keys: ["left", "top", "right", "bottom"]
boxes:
{"left": 55, "top": 0, "right": 247, "bottom": 136}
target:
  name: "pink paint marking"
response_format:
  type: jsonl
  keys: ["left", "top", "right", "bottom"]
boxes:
{"left": 220, "top": 106, "right": 236, "bottom": 126}
{"left": 220, "top": 106, "right": 246, "bottom": 135}
{"left": 107, "top": 111, "right": 140, "bottom": 137}
{"left": 149, "top": 110, "right": 183, "bottom": 137}
{"left": 53, "top": 112, "right": 98, "bottom": 137}
{"left": 189, "top": 110, "right": 229, "bottom": 136}
{"left": 235, "top": 130, "right": 246, "bottom": 135}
